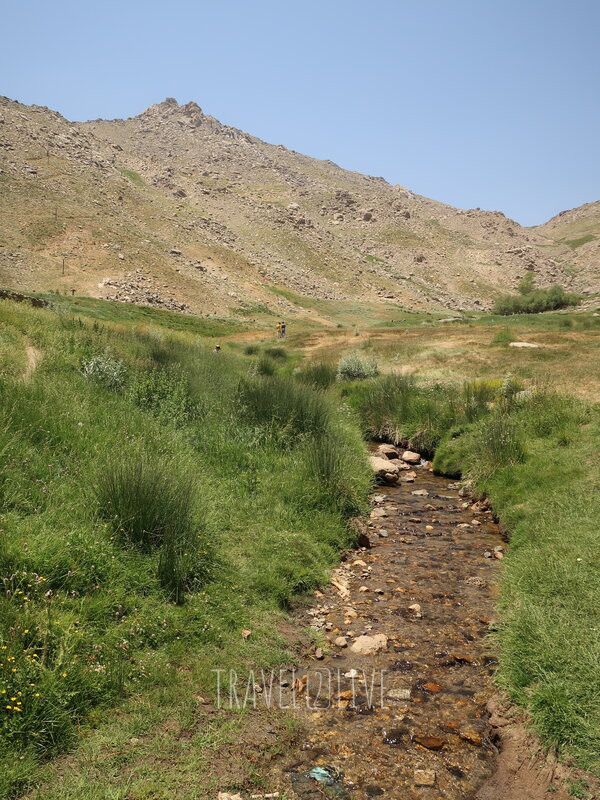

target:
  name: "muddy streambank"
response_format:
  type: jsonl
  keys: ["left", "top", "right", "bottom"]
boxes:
{"left": 255, "top": 450, "right": 584, "bottom": 800}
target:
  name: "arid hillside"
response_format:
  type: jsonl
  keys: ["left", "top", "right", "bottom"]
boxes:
{"left": 0, "top": 96, "right": 597, "bottom": 317}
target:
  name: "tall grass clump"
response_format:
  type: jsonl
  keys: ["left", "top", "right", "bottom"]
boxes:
{"left": 256, "top": 354, "right": 276, "bottom": 376}
{"left": 296, "top": 361, "right": 337, "bottom": 390}
{"left": 263, "top": 346, "right": 288, "bottom": 361}
{"left": 337, "top": 351, "right": 379, "bottom": 380}
{"left": 471, "top": 410, "right": 526, "bottom": 479}
{"left": 95, "top": 452, "right": 208, "bottom": 602}
{"left": 237, "top": 374, "right": 332, "bottom": 440}
{"left": 304, "top": 429, "right": 370, "bottom": 516}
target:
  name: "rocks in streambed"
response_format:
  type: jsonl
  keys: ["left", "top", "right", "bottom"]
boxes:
{"left": 350, "top": 633, "right": 388, "bottom": 655}
{"left": 376, "top": 443, "right": 399, "bottom": 459}
{"left": 414, "top": 769, "right": 436, "bottom": 787}
{"left": 387, "top": 687, "right": 412, "bottom": 701}
{"left": 400, "top": 470, "right": 417, "bottom": 483}
{"left": 369, "top": 456, "right": 399, "bottom": 483}
{"left": 401, "top": 450, "right": 421, "bottom": 464}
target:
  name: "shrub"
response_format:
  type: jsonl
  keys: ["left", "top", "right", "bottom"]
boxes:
{"left": 81, "top": 353, "right": 126, "bottom": 390}
{"left": 243, "top": 344, "right": 259, "bottom": 356}
{"left": 492, "top": 285, "right": 580, "bottom": 315}
{"left": 337, "top": 351, "right": 379, "bottom": 381}
{"left": 296, "top": 361, "right": 337, "bottom": 389}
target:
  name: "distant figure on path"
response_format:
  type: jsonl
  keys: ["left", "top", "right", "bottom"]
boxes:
{"left": 281, "top": 320, "right": 286, "bottom": 339}
{"left": 213, "top": 344, "right": 221, "bottom": 354}
{"left": 276, "top": 321, "right": 282, "bottom": 339}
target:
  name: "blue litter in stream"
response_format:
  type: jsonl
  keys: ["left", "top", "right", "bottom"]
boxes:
{"left": 308, "top": 767, "right": 336, "bottom": 785}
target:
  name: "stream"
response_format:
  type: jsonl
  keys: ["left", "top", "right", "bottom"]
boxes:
{"left": 272, "top": 454, "right": 506, "bottom": 799}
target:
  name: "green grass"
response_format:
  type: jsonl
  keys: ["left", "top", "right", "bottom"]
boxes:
{"left": 0, "top": 294, "right": 598, "bottom": 793}
{"left": 118, "top": 168, "right": 144, "bottom": 187}
{"left": 0, "top": 298, "right": 371, "bottom": 798}
{"left": 564, "top": 234, "right": 595, "bottom": 249}
{"left": 39, "top": 294, "right": 246, "bottom": 338}
{"left": 296, "top": 361, "right": 337, "bottom": 389}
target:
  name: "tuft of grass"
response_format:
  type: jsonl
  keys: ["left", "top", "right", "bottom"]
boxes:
{"left": 96, "top": 452, "right": 194, "bottom": 553}
{"left": 491, "top": 327, "right": 515, "bottom": 345}
{"left": 263, "top": 346, "right": 288, "bottom": 361}
{"left": 237, "top": 374, "right": 332, "bottom": 440}
{"left": 296, "top": 361, "right": 337, "bottom": 389}
{"left": 256, "top": 354, "right": 276, "bottom": 376}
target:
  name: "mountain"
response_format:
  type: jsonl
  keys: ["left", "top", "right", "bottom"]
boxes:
{"left": 0, "top": 96, "right": 597, "bottom": 318}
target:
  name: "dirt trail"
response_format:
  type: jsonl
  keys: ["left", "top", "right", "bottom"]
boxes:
{"left": 23, "top": 345, "right": 41, "bottom": 380}
{"left": 264, "top": 458, "right": 580, "bottom": 800}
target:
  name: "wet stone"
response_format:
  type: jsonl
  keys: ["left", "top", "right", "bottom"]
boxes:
{"left": 414, "top": 770, "right": 436, "bottom": 787}
{"left": 383, "top": 727, "right": 408, "bottom": 746}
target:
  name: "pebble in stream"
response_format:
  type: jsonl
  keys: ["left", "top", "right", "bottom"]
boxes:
{"left": 279, "top": 453, "right": 504, "bottom": 800}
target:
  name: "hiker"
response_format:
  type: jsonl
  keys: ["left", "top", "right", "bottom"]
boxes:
{"left": 281, "top": 320, "right": 286, "bottom": 339}
{"left": 213, "top": 344, "right": 221, "bottom": 354}
{"left": 276, "top": 321, "right": 282, "bottom": 339}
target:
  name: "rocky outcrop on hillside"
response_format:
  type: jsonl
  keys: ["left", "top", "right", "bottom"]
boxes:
{"left": 0, "top": 95, "right": 597, "bottom": 316}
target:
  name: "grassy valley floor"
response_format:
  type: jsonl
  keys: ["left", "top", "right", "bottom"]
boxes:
{"left": 0, "top": 295, "right": 598, "bottom": 798}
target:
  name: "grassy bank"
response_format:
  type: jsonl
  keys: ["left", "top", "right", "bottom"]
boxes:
{"left": 346, "top": 374, "right": 600, "bottom": 773}
{"left": 0, "top": 299, "right": 371, "bottom": 798}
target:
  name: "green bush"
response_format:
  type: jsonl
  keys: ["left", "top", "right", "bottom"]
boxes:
{"left": 81, "top": 353, "right": 126, "bottom": 390}
{"left": 337, "top": 351, "right": 379, "bottom": 381}
{"left": 492, "top": 285, "right": 580, "bottom": 315}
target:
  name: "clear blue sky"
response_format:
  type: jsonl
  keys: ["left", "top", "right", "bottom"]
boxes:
{"left": 2, "top": 0, "right": 599, "bottom": 225}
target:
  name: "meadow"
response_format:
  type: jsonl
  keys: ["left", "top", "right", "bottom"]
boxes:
{"left": 0, "top": 295, "right": 598, "bottom": 797}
